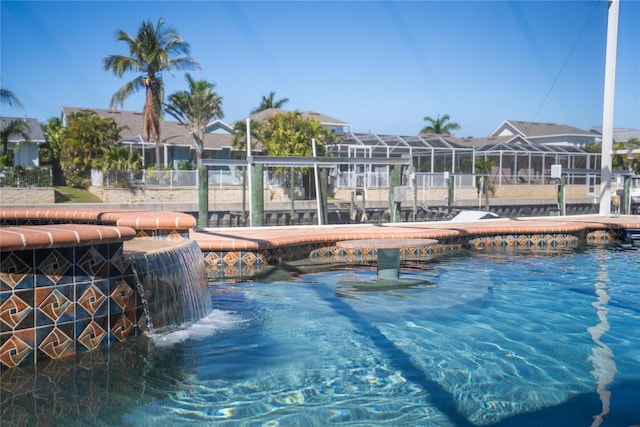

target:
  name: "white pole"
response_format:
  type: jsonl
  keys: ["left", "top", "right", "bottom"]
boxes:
{"left": 599, "top": 0, "right": 619, "bottom": 215}
{"left": 312, "top": 138, "right": 323, "bottom": 225}
{"left": 246, "top": 118, "right": 253, "bottom": 226}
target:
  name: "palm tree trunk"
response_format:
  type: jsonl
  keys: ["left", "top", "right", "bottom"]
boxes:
{"left": 155, "top": 141, "right": 161, "bottom": 170}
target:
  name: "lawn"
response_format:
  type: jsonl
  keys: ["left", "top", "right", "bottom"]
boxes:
{"left": 54, "top": 186, "right": 103, "bottom": 203}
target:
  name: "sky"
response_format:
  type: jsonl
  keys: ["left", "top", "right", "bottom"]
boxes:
{"left": 1, "top": 0, "right": 639, "bottom": 138}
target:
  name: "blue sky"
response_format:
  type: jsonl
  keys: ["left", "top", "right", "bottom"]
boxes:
{"left": 1, "top": 0, "right": 639, "bottom": 138}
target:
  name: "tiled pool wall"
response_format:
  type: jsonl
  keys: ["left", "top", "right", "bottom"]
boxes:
{"left": 202, "top": 229, "right": 623, "bottom": 281}
{"left": 0, "top": 227, "right": 626, "bottom": 369}
{"left": 0, "top": 241, "right": 145, "bottom": 369}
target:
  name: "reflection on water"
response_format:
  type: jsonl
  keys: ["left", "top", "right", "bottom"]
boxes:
{"left": 0, "top": 309, "right": 242, "bottom": 426}
{"left": 588, "top": 251, "right": 617, "bottom": 427}
{"left": 1, "top": 247, "right": 638, "bottom": 426}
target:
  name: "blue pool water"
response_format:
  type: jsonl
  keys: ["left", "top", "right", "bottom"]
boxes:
{"left": 2, "top": 246, "right": 639, "bottom": 426}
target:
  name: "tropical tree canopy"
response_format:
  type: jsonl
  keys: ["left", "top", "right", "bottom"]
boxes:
{"left": 0, "top": 86, "right": 24, "bottom": 109}
{"left": 260, "top": 111, "right": 335, "bottom": 158}
{"left": 613, "top": 138, "right": 640, "bottom": 174}
{"left": 40, "top": 117, "right": 66, "bottom": 185}
{"left": 420, "top": 114, "right": 460, "bottom": 135}
{"left": 59, "top": 111, "right": 123, "bottom": 187}
{"left": 232, "top": 119, "right": 264, "bottom": 152}
{"left": 250, "top": 91, "right": 289, "bottom": 114}
{"left": 103, "top": 18, "right": 199, "bottom": 169}
{"left": 232, "top": 111, "right": 336, "bottom": 161}
{"left": 0, "top": 119, "right": 30, "bottom": 166}
{"left": 164, "top": 73, "right": 223, "bottom": 166}
{"left": 95, "top": 146, "right": 142, "bottom": 172}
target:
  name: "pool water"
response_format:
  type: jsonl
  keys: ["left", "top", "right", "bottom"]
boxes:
{"left": 2, "top": 246, "right": 639, "bottom": 426}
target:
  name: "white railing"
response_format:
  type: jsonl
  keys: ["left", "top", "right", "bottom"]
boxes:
{"left": 335, "top": 171, "right": 389, "bottom": 188}
{"left": 97, "top": 168, "right": 603, "bottom": 193}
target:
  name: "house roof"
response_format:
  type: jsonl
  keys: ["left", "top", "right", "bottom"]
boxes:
{"left": 243, "top": 108, "right": 350, "bottom": 128}
{"left": 300, "top": 111, "right": 351, "bottom": 128}
{"left": 0, "top": 117, "right": 46, "bottom": 143}
{"left": 588, "top": 126, "right": 640, "bottom": 142}
{"left": 61, "top": 107, "right": 235, "bottom": 151}
{"left": 492, "top": 120, "right": 595, "bottom": 138}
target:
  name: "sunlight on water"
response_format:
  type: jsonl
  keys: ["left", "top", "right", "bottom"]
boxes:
{"left": 2, "top": 247, "right": 639, "bottom": 426}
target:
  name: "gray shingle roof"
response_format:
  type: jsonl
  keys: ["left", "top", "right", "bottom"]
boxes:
{"left": 503, "top": 120, "right": 594, "bottom": 137}
{"left": 0, "top": 117, "right": 46, "bottom": 143}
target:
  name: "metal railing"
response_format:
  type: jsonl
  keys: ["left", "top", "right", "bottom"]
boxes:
{"left": 95, "top": 168, "right": 605, "bottom": 194}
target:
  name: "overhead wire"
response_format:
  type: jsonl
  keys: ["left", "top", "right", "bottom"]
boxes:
{"left": 532, "top": 1, "right": 603, "bottom": 122}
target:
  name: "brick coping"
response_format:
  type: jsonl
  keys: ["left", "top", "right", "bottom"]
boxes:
{"left": 0, "top": 207, "right": 197, "bottom": 229}
{"left": 0, "top": 207, "right": 196, "bottom": 252}
{"left": 190, "top": 215, "right": 640, "bottom": 251}
{"left": 0, "top": 223, "right": 137, "bottom": 251}
{"left": 1, "top": 209, "right": 638, "bottom": 253}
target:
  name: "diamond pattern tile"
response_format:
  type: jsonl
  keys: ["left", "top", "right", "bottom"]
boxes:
{"left": 0, "top": 334, "right": 32, "bottom": 368}
{"left": 36, "top": 249, "right": 72, "bottom": 287}
{"left": 110, "top": 280, "right": 135, "bottom": 311}
{"left": 0, "top": 294, "right": 32, "bottom": 329}
{"left": 110, "top": 314, "right": 135, "bottom": 342}
{"left": 77, "top": 321, "right": 106, "bottom": 351}
{"left": 39, "top": 327, "right": 74, "bottom": 360}
{"left": 38, "top": 289, "right": 73, "bottom": 323}
{"left": 0, "top": 252, "right": 32, "bottom": 291}
{"left": 77, "top": 247, "right": 108, "bottom": 278}
{"left": 77, "top": 284, "right": 107, "bottom": 316}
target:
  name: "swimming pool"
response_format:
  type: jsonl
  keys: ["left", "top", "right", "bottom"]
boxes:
{"left": 2, "top": 246, "right": 639, "bottom": 426}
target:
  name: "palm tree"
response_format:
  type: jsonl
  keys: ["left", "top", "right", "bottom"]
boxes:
{"left": 41, "top": 117, "right": 65, "bottom": 185}
{"left": 250, "top": 91, "right": 289, "bottom": 114}
{"left": 165, "top": 73, "right": 223, "bottom": 228}
{"left": 0, "top": 86, "right": 24, "bottom": 109}
{"left": 164, "top": 73, "right": 223, "bottom": 166}
{"left": 1, "top": 119, "right": 30, "bottom": 166}
{"left": 232, "top": 119, "right": 264, "bottom": 152}
{"left": 103, "top": 18, "right": 199, "bottom": 169}
{"left": 420, "top": 114, "right": 460, "bottom": 135}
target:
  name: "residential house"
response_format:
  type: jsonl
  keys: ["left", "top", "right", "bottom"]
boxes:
{"left": 588, "top": 126, "right": 640, "bottom": 143}
{"left": 0, "top": 117, "right": 46, "bottom": 167}
{"left": 62, "top": 107, "right": 240, "bottom": 169}
{"left": 490, "top": 120, "right": 598, "bottom": 147}
{"left": 61, "top": 107, "right": 351, "bottom": 169}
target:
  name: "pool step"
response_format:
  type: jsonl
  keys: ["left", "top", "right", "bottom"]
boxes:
{"left": 624, "top": 229, "right": 640, "bottom": 249}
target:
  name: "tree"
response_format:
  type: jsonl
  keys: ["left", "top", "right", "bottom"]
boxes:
{"left": 613, "top": 138, "right": 640, "bottom": 174}
{"left": 0, "top": 86, "right": 24, "bottom": 109}
{"left": 95, "top": 146, "right": 141, "bottom": 172}
{"left": 0, "top": 86, "right": 28, "bottom": 167}
{"left": 250, "top": 91, "right": 289, "bottom": 114}
{"left": 103, "top": 18, "right": 199, "bottom": 170}
{"left": 40, "top": 117, "right": 65, "bottom": 185}
{"left": 232, "top": 119, "right": 264, "bottom": 152}
{"left": 164, "top": 73, "right": 223, "bottom": 166}
{"left": 260, "top": 111, "right": 334, "bottom": 157}
{"left": 420, "top": 114, "right": 460, "bottom": 135}
{"left": 59, "top": 111, "right": 122, "bottom": 187}
{"left": 0, "top": 119, "right": 30, "bottom": 167}
{"left": 259, "top": 111, "right": 336, "bottom": 198}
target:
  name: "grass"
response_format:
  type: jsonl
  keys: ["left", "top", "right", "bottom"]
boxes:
{"left": 54, "top": 186, "right": 103, "bottom": 203}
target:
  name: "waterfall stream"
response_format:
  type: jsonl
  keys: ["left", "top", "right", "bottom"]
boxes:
{"left": 128, "top": 240, "right": 212, "bottom": 334}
